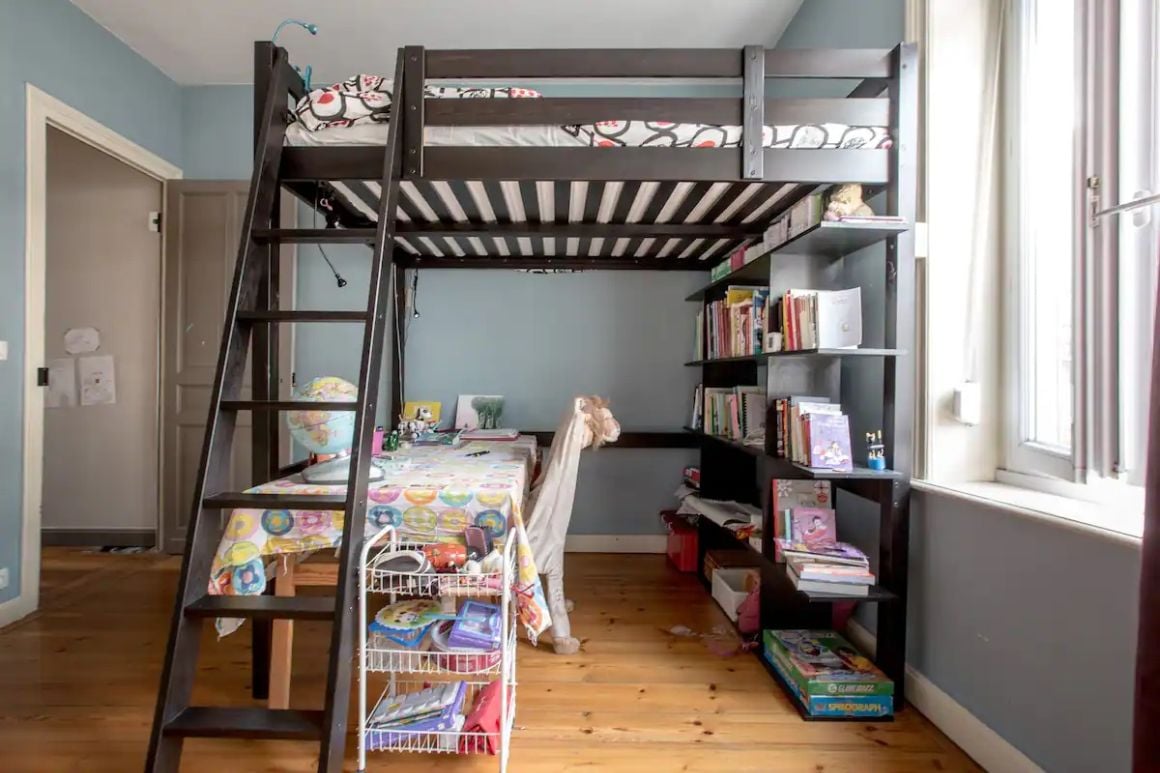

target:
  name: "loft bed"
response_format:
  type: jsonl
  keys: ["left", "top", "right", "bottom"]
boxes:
{"left": 269, "top": 45, "right": 900, "bottom": 267}
{"left": 147, "top": 40, "right": 917, "bottom": 773}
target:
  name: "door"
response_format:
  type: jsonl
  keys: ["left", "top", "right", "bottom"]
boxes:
{"left": 161, "top": 182, "right": 295, "bottom": 554}
{"left": 42, "top": 127, "right": 163, "bottom": 545}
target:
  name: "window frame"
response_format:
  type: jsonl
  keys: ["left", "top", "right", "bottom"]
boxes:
{"left": 1001, "top": 0, "right": 1090, "bottom": 483}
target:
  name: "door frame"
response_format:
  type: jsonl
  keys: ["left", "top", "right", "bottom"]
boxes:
{"left": 14, "top": 84, "right": 182, "bottom": 625}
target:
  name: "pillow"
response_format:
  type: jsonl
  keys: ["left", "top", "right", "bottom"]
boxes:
{"left": 294, "top": 78, "right": 542, "bottom": 132}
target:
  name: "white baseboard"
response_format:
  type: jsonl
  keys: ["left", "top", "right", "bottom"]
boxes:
{"left": 846, "top": 620, "right": 1042, "bottom": 773}
{"left": 564, "top": 534, "right": 666, "bottom": 553}
{"left": 0, "top": 594, "right": 36, "bottom": 631}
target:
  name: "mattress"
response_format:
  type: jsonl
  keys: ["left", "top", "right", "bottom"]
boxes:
{"left": 288, "top": 74, "right": 892, "bottom": 150}
{"left": 285, "top": 120, "right": 892, "bottom": 150}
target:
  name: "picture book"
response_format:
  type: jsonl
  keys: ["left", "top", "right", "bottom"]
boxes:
{"left": 786, "top": 568, "right": 870, "bottom": 596}
{"left": 771, "top": 480, "right": 831, "bottom": 539}
{"left": 790, "top": 507, "right": 836, "bottom": 549}
{"left": 788, "top": 559, "right": 874, "bottom": 585}
{"left": 763, "top": 630, "right": 894, "bottom": 699}
{"left": 806, "top": 413, "right": 853, "bottom": 471}
{"left": 402, "top": 400, "right": 443, "bottom": 426}
{"left": 774, "top": 539, "right": 869, "bottom": 567}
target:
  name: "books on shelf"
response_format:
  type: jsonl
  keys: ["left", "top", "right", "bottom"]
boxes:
{"left": 771, "top": 396, "right": 853, "bottom": 471}
{"left": 709, "top": 240, "right": 764, "bottom": 282}
{"left": 778, "top": 287, "right": 862, "bottom": 351}
{"left": 774, "top": 538, "right": 870, "bottom": 568}
{"left": 763, "top": 630, "right": 894, "bottom": 718}
{"left": 788, "top": 559, "right": 875, "bottom": 585}
{"left": 696, "top": 384, "right": 765, "bottom": 444}
{"left": 785, "top": 560, "right": 871, "bottom": 596}
{"left": 700, "top": 286, "right": 770, "bottom": 359}
{"left": 763, "top": 192, "right": 825, "bottom": 250}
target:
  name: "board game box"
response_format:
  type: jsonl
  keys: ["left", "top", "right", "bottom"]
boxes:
{"left": 766, "top": 648, "right": 893, "bottom": 718}
{"left": 763, "top": 629, "right": 894, "bottom": 699}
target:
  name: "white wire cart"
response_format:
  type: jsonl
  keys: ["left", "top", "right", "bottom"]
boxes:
{"left": 357, "top": 526, "right": 518, "bottom": 772}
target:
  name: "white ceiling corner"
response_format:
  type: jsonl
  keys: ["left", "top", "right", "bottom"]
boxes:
{"left": 68, "top": 0, "right": 806, "bottom": 85}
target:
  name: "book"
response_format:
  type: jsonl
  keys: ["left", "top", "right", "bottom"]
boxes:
{"left": 785, "top": 563, "right": 870, "bottom": 596}
{"left": 763, "top": 630, "right": 894, "bottom": 699}
{"left": 805, "top": 413, "right": 853, "bottom": 471}
{"left": 458, "top": 428, "right": 519, "bottom": 441}
{"left": 774, "top": 539, "right": 869, "bottom": 568}
{"left": 788, "top": 559, "right": 875, "bottom": 585}
{"left": 814, "top": 288, "right": 862, "bottom": 349}
{"left": 368, "top": 681, "right": 466, "bottom": 727}
{"left": 789, "top": 507, "right": 836, "bottom": 548}
{"left": 778, "top": 288, "right": 864, "bottom": 351}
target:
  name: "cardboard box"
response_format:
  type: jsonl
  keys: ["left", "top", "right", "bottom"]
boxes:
{"left": 712, "top": 568, "right": 758, "bottom": 621}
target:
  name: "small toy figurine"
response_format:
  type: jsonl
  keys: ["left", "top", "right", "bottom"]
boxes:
{"left": 397, "top": 404, "right": 435, "bottom": 440}
{"left": 865, "top": 430, "right": 886, "bottom": 470}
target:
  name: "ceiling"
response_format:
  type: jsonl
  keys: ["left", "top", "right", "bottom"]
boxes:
{"left": 69, "top": 0, "right": 806, "bottom": 85}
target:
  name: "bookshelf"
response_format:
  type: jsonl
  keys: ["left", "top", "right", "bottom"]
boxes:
{"left": 684, "top": 221, "right": 915, "bottom": 715}
{"left": 685, "top": 221, "right": 910, "bottom": 302}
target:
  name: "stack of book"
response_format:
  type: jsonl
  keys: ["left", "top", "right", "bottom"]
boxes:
{"left": 763, "top": 630, "right": 893, "bottom": 718}
{"left": 693, "top": 384, "right": 765, "bottom": 445}
{"left": 770, "top": 477, "right": 877, "bottom": 596}
{"left": 777, "top": 540, "right": 875, "bottom": 596}
{"left": 366, "top": 681, "right": 469, "bottom": 745}
{"left": 762, "top": 192, "right": 825, "bottom": 249}
{"left": 771, "top": 396, "right": 853, "bottom": 471}
{"left": 772, "top": 287, "right": 862, "bottom": 351}
{"left": 835, "top": 213, "right": 906, "bottom": 225}
{"left": 709, "top": 241, "right": 764, "bottom": 282}
{"left": 700, "top": 286, "right": 770, "bottom": 359}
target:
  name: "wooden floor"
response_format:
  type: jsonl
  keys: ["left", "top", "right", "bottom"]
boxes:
{"left": 0, "top": 548, "right": 979, "bottom": 772}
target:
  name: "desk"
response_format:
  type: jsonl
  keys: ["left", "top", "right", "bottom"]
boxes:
{"left": 209, "top": 437, "right": 548, "bottom": 708}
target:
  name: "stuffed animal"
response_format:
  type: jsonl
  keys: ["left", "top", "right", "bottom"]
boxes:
{"left": 823, "top": 183, "right": 874, "bottom": 220}
{"left": 397, "top": 405, "right": 435, "bottom": 440}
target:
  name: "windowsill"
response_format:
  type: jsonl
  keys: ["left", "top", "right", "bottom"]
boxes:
{"left": 911, "top": 478, "right": 1144, "bottom": 546}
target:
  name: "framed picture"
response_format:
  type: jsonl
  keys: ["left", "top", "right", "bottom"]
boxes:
{"left": 455, "top": 395, "right": 504, "bottom": 430}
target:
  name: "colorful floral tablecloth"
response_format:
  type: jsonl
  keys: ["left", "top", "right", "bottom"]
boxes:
{"left": 209, "top": 437, "right": 551, "bottom": 641}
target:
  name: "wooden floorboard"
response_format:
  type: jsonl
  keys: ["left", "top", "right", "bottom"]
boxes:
{"left": 0, "top": 548, "right": 981, "bottom": 772}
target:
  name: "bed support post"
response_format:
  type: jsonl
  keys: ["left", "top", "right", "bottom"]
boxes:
{"left": 741, "top": 44, "right": 765, "bottom": 180}
{"left": 403, "top": 46, "right": 425, "bottom": 178}
{"left": 876, "top": 41, "right": 918, "bottom": 710}
{"left": 390, "top": 263, "right": 406, "bottom": 426}
{"left": 249, "top": 39, "right": 278, "bottom": 703}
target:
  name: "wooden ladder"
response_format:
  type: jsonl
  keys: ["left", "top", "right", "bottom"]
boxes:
{"left": 144, "top": 48, "right": 407, "bottom": 772}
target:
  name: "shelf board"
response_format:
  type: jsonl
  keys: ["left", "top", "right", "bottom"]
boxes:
{"left": 684, "top": 355, "right": 765, "bottom": 366}
{"left": 684, "top": 427, "right": 765, "bottom": 458}
{"left": 765, "top": 347, "right": 904, "bottom": 359}
{"left": 686, "top": 348, "right": 904, "bottom": 366}
{"left": 770, "top": 220, "right": 910, "bottom": 259}
{"left": 685, "top": 220, "right": 910, "bottom": 301}
{"left": 687, "top": 429, "right": 902, "bottom": 480}
{"left": 767, "top": 457, "right": 903, "bottom": 480}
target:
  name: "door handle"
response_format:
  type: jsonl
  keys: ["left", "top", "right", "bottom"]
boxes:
{"left": 37, "top": 367, "right": 49, "bottom": 386}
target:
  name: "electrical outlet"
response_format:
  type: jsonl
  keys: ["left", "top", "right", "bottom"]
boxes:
{"left": 0, "top": 567, "right": 9, "bottom": 591}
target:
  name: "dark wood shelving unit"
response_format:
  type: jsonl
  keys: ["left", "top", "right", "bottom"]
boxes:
{"left": 685, "top": 348, "right": 904, "bottom": 366}
{"left": 685, "top": 221, "right": 910, "bottom": 301}
{"left": 684, "top": 46, "right": 916, "bottom": 717}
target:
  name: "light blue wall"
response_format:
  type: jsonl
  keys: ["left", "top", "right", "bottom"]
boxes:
{"left": 0, "top": 0, "right": 183, "bottom": 606}
{"left": 181, "top": 86, "right": 254, "bottom": 179}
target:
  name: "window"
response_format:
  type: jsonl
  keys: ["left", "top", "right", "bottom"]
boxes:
{"left": 1004, "top": 0, "right": 1158, "bottom": 488}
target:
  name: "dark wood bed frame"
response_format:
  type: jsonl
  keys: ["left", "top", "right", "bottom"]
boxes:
{"left": 147, "top": 40, "right": 916, "bottom": 772}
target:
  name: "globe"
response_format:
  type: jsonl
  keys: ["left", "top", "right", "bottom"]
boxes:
{"left": 286, "top": 376, "right": 358, "bottom": 455}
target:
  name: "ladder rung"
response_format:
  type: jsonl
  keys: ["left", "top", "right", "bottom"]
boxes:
{"left": 253, "top": 228, "right": 376, "bottom": 244}
{"left": 203, "top": 492, "right": 348, "bottom": 510}
{"left": 185, "top": 595, "right": 336, "bottom": 621}
{"left": 220, "top": 400, "right": 358, "bottom": 412}
{"left": 163, "top": 707, "right": 325, "bottom": 740}
{"left": 238, "top": 310, "right": 369, "bottom": 323}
